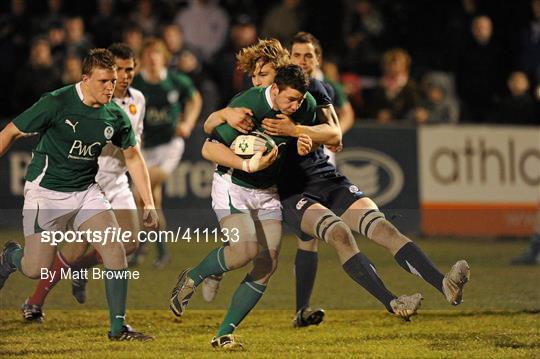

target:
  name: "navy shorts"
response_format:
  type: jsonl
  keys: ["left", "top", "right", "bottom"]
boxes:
{"left": 281, "top": 178, "right": 364, "bottom": 241}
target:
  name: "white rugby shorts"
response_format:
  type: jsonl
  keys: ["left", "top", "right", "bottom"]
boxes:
{"left": 142, "top": 137, "right": 185, "bottom": 176}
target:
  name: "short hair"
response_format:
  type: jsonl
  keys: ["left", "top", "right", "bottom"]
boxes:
{"left": 108, "top": 43, "right": 135, "bottom": 60}
{"left": 82, "top": 48, "right": 116, "bottom": 75}
{"left": 274, "top": 64, "right": 309, "bottom": 94}
{"left": 141, "top": 38, "right": 170, "bottom": 64}
{"left": 236, "top": 38, "right": 290, "bottom": 75}
{"left": 292, "top": 31, "right": 322, "bottom": 59}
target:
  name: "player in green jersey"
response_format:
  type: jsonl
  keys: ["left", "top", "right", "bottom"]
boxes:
{"left": 169, "top": 65, "right": 314, "bottom": 350}
{"left": 0, "top": 48, "right": 157, "bottom": 341}
{"left": 131, "top": 38, "right": 202, "bottom": 268}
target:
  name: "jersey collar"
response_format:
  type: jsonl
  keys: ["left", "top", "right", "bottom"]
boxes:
{"left": 264, "top": 86, "right": 274, "bottom": 110}
{"left": 75, "top": 82, "right": 84, "bottom": 101}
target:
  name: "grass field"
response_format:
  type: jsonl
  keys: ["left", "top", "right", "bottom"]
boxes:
{"left": 1, "top": 231, "right": 539, "bottom": 358}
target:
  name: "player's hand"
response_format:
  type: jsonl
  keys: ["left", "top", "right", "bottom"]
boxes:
{"left": 224, "top": 107, "right": 254, "bottom": 134}
{"left": 326, "top": 142, "right": 343, "bottom": 153}
{"left": 262, "top": 114, "right": 296, "bottom": 137}
{"left": 242, "top": 146, "right": 278, "bottom": 173}
{"left": 176, "top": 122, "right": 193, "bottom": 138}
{"left": 297, "top": 134, "right": 312, "bottom": 156}
{"left": 143, "top": 207, "right": 159, "bottom": 229}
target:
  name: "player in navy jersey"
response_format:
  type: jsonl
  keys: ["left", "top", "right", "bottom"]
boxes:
{"left": 263, "top": 33, "right": 471, "bottom": 328}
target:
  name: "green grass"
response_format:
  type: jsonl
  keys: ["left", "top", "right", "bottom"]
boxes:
{"left": 1, "top": 232, "right": 539, "bottom": 357}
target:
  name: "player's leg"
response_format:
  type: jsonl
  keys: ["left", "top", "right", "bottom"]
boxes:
{"left": 75, "top": 184, "right": 152, "bottom": 341}
{"left": 340, "top": 196, "right": 470, "bottom": 305}
{"left": 281, "top": 194, "right": 324, "bottom": 326}
{"left": 300, "top": 202, "right": 412, "bottom": 315}
{"left": 22, "top": 240, "right": 88, "bottom": 321}
{"left": 213, "top": 219, "right": 281, "bottom": 349}
{"left": 170, "top": 212, "right": 259, "bottom": 317}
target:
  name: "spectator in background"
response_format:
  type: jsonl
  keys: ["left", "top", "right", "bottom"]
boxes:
{"left": 12, "top": 37, "right": 61, "bottom": 114}
{"left": 91, "top": 0, "right": 122, "bottom": 48}
{"left": 161, "top": 23, "right": 201, "bottom": 74}
{"left": 64, "top": 16, "right": 93, "bottom": 59}
{"left": 47, "top": 20, "right": 66, "bottom": 66}
{"left": 519, "top": 0, "right": 540, "bottom": 92}
{"left": 122, "top": 23, "right": 144, "bottom": 60}
{"left": 129, "top": 0, "right": 158, "bottom": 37}
{"left": 211, "top": 15, "right": 257, "bottom": 106}
{"left": 408, "top": 72, "right": 460, "bottom": 124}
{"left": 0, "top": 0, "right": 30, "bottom": 116}
{"left": 342, "top": 0, "right": 385, "bottom": 75}
{"left": 370, "top": 48, "right": 419, "bottom": 123}
{"left": 455, "top": 15, "right": 503, "bottom": 122}
{"left": 38, "top": 0, "right": 65, "bottom": 33}
{"left": 494, "top": 71, "right": 536, "bottom": 125}
{"left": 174, "top": 0, "right": 229, "bottom": 62}
{"left": 60, "top": 52, "right": 82, "bottom": 85}
{"left": 261, "top": 0, "right": 303, "bottom": 46}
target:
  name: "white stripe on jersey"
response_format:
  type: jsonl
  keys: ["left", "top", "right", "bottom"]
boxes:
{"left": 97, "top": 87, "right": 146, "bottom": 175}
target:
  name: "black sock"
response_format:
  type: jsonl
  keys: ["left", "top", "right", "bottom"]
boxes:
{"left": 394, "top": 242, "right": 444, "bottom": 293}
{"left": 342, "top": 253, "right": 396, "bottom": 312}
{"left": 294, "top": 249, "right": 318, "bottom": 312}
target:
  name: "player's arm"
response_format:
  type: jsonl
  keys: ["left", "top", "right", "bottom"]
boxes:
{"left": 336, "top": 101, "right": 355, "bottom": 134}
{"left": 202, "top": 139, "right": 278, "bottom": 173}
{"left": 203, "top": 107, "right": 254, "bottom": 134}
{"left": 176, "top": 89, "right": 203, "bottom": 138}
{"left": 0, "top": 122, "right": 25, "bottom": 156}
{"left": 262, "top": 106, "right": 342, "bottom": 146}
{"left": 122, "top": 145, "right": 158, "bottom": 228}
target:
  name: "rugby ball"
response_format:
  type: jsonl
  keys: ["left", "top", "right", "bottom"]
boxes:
{"left": 230, "top": 131, "right": 277, "bottom": 158}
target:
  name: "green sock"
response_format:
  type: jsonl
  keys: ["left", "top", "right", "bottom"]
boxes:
{"left": 188, "top": 247, "right": 229, "bottom": 286}
{"left": 104, "top": 269, "right": 128, "bottom": 336}
{"left": 216, "top": 275, "right": 266, "bottom": 337}
{"left": 8, "top": 247, "right": 23, "bottom": 272}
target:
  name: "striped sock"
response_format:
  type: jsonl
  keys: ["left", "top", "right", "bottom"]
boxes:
{"left": 188, "top": 247, "right": 229, "bottom": 286}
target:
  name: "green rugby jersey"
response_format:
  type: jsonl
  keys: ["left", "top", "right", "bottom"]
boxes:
{"left": 132, "top": 69, "right": 195, "bottom": 148}
{"left": 325, "top": 79, "right": 348, "bottom": 108}
{"left": 212, "top": 86, "right": 317, "bottom": 189}
{"left": 12, "top": 84, "right": 136, "bottom": 192}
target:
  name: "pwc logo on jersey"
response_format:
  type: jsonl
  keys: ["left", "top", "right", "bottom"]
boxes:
{"left": 68, "top": 140, "right": 102, "bottom": 161}
{"left": 337, "top": 148, "right": 404, "bottom": 206}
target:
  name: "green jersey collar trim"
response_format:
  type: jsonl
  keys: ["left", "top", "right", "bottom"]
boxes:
{"left": 264, "top": 86, "right": 275, "bottom": 110}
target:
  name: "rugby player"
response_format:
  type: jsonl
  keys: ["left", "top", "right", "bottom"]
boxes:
{"left": 0, "top": 48, "right": 157, "bottom": 341}
{"left": 130, "top": 38, "right": 202, "bottom": 268}
{"left": 20, "top": 43, "right": 146, "bottom": 321}
{"left": 170, "top": 65, "right": 315, "bottom": 350}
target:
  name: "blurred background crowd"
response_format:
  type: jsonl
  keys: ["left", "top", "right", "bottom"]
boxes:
{"left": 1, "top": 0, "right": 539, "bottom": 125}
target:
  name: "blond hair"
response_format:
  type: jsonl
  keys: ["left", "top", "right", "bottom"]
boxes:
{"left": 236, "top": 38, "right": 290, "bottom": 75}
{"left": 141, "top": 38, "right": 171, "bottom": 64}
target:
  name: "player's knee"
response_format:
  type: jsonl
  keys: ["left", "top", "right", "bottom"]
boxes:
{"left": 23, "top": 263, "right": 44, "bottom": 279}
{"left": 358, "top": 209, "right": 387, "bottom": 238}
{"left": 327, "top": 221, "right": 354, "bottom": 247}
{"left": 230, "top": 241, "right": 258, "bottom": 267}
{"left": 123, "top": 239, "right": 139, "bottom": 256}
{"left": 313, "top": 213, "right": 350, "bottom": 243}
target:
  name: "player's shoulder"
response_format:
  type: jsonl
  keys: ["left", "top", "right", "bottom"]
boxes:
{"left": 128, "top": 87, "right": 146, "bottom": 105}
{"left": 304, "top": 91, "right": 317, "bottom": 110}
{"left": 41, "top": 84, "right": 76, "bottom": 104}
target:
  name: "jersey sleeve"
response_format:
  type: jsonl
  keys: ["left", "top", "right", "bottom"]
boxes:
{"left": 111, "top": 110, "right": 137, "bottom": 149}
{"left": 210, "top": 123, "right": 239, "bottom": 147}
{"left": 175, "top": 72, "right": 196, "bottom": 102}
{"left": 12, "top": 94, "right": 57, "bottom": 134}
{"left": 308, "top": 79, "right": 332, "bottom": 107}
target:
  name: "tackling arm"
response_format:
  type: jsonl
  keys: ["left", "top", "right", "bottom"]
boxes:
{"left": 202, "top": 140, "right": 277, "bottom": 173}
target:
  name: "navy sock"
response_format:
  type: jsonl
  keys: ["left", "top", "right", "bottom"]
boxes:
{"left": 294, "top": 249, "right": 318, "bottom": 312}
{"left": 343, "top": 253, "right": 396, "bottom": 312}
{"left": 394, "top": 242, "right": 444, "bottom": 293}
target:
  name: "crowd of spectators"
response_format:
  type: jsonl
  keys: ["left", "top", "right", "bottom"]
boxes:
{"left": 1, "top": 0, "right": 539, "bottom": 126}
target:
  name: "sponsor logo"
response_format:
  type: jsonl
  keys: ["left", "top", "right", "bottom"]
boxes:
{"left": 129, "top": 104, "right": 137, "bottom": 115}
{"left": 337, "top": 148, "right": 404, "bottom": 206}
{"left": 64, "top": 119, "right": 78, "bottom": 133}
{"left": 68, "top": 140, "right": 101, "bottom": 160}
{"left": 104, "top": 126, "right": 114, "bottom": 140}
{"left": 296, "top": 198, "right": 308, "bottom": 210}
